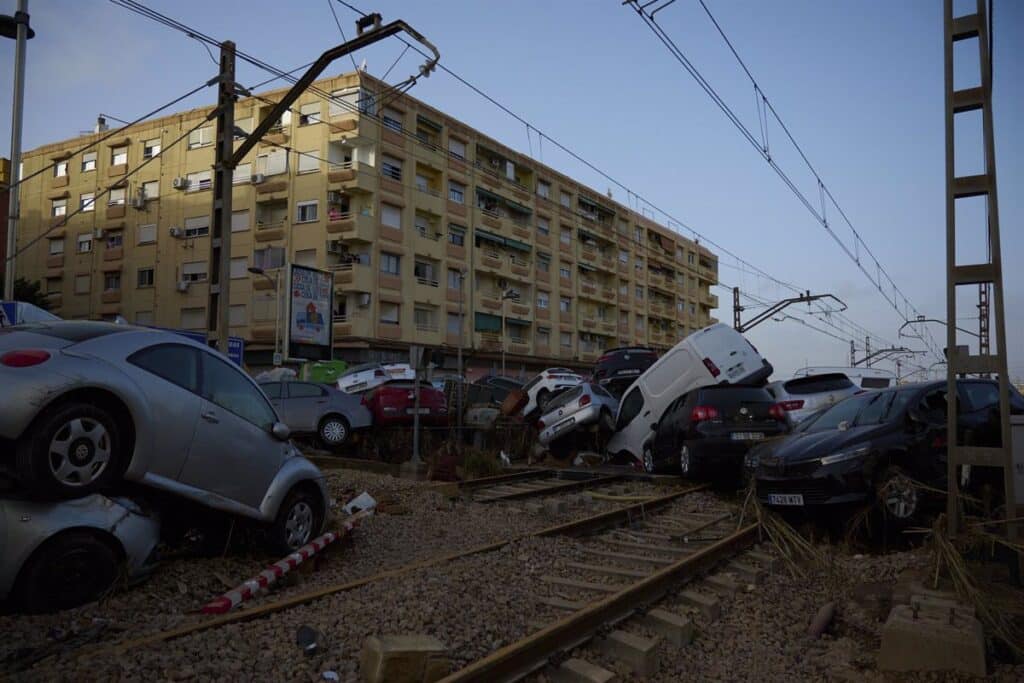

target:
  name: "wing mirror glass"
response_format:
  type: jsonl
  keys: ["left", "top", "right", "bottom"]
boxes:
{"left": 271, "top": 421, "right": 291, "bottom": 441}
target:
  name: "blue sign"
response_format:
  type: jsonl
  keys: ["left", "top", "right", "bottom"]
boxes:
{"left": 0, "top": 303, "right": 14, "bottom": 327}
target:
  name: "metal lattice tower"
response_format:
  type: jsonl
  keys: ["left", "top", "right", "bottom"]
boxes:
{"left": 943, "top": 0, "right": 1016, "bottom": 537}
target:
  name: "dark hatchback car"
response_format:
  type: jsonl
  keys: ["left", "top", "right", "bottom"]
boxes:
{"left": 751, "top": 379, "right": 1024, "bottom": 520}
{"left": 643, "top": 385, "right": 790, "bottom": 480}
{"left": 592, "top": 347, "right": 658, "bottom": 397}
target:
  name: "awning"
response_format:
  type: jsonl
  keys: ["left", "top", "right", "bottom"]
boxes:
{"left": 416, "top": 114, "right": 442, "bottom": 132}
{"left": 505, "top": 317, "right": 531, "bottom": 327}
{"left": 474, "top": 229, "right": 505, "bottom": 246}
{"left": 474, "top": 312, "right": 501, "bottom": 332}
{"left": 505, "top": 199, "right": 532, "bottom": 215}
{"left": 577, "top": 262, "right": 597, "bottom": 273}
{"left": 578, "top": 228, "right": 599, "bottom": 241}
{"left": 475, "top": 187, "right": 504, "bottom": 203}
{"left": 504, "top": 237, "right": 532, "bottom": 253}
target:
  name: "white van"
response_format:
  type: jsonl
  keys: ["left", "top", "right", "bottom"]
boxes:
{"left": 792, "top": 366, "right": 895, "bottom": 390}
{"left": 606, "top": 323, "right": 772, "bottom": 462}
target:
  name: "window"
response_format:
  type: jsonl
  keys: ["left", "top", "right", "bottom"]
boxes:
{"left": 129, "top": 344, "right": 200, "bottom": 392}
{"left": 134, "top": 310, "right": 153, "bottom": 326}
{"left": 962, "top": 382, "right": 1000, "bottom": 412}
{"left": 635, "top": 226, "right": 643, "bottom": 243}
{"left": 143, "top": 138, "right": 161, "bottom": 159}
{"left": 45, "top": 277, "right": 62, "bottom": 294}
{"left": 297, "top": 150, "right": 319, "bottom": 174}
{"left": 188, "top": 126, "right": 213, "bottom": 149}
{"left": 103, "top": 272, "right": 121, "bottom": 291}
{"left": 111, "top": 146, "right": 127, "bottom": 166}
{"left": 253, "top": 246, "right": 285, "bottom": 271}
{"left": 381, "top": 155, "right": 402, "bottom": 181}
{"left": 414, "top": 261, "right": 436, "bottom": 283}
{"left": 74, "top": 273, "right": 90, "bottom": 294}
{"left": 560, "top": 331, "right": 572, "bottom": 348}
{"left": 182, "top": 261, "right": 207, "bottom": 282}
{"left": 381, "top": 107, "right": 403, "bottom": 132}
{"left": 329, "top": 87, "right": 374, "bottom": 116}
{"left": 77, "top": 234, "right": 92, "bottom": 253}
{"left": 230, "top": 256, "right": 248, "bottom": 279}
{"left": 137, "top": 268, "right": 154, "bottom": 287}
{"left": 49, "top": 238, "right": 65, "bottom": 255}
{"left": 51, "top": 198, "right": 67, "bottom": 217}
{"left": 636, "top": 286, "right": 644, "bottom": 300}
{"left": 620, "top": 283, "right": 629, "bottom": 296}
{"left": 231, "top": 117, "right": 253, "bottom": 138}
{"left": 54, "top": 160, "right": 69, "bottom": 177}
{"left": 414, "top": 307, "right": 435, "bottom": 329}
{"left": 619, "top": 249, "right": 629, "bottom": 264}
{"left": 560, "top": 227, "right": 571, "bottom": 244}
{"left": 537, "top": 180, "right": 550, "bottom": 199}
{"left": 106, "top": 231, "right": 123, "bottom": 249}
{"left": 559, "top": 297, "right": 571, "bottom": 313}
{"left": 380, "top": 302, "right": 400, "bottom": 325}
{"left": 448, "top": 180, "right": 465, "bottom": 204}
{"left": 184, "top": 216, "right": 210, "bottom": 238}
{"left": 295, "top": 200, "right": 318, "bottom": 223}
{"left": 81, "top": 152, "right": 97, "bottom": 172}
{"left": 289, "top": 383, "right": 327, "bottom": 400}
{"left": 80, "top": 193, "right": 95, "bottom": 212}
{"left": 447, "top": 312, "right": 461, "bottom": 334}
{"left": 185, "top": 170, "right": 211, "bottom": 193}
{"left": 474, "top": 312, "right": 501, "bottom": 332}
{"left": 178, "top": 308, "right": 206, "bottom": 330}
{"left": 447, "top": 268, "right": 463, "bottom": 290}
{"left": 202, "top": 352, "right": 277, "bottom": 429}
{"left": 448, "top": 224, "right": 465, "bottom": 246}
{"left": 448, "top": 137, "right": 466, "bottom": 160}
{"left": 559, "top": 190, "right": 571, "bottom": 208}
{"left": 231, "top": 209, "right": 250, "bottom": 233}
{"left": 636, "top": 316, "right": 645, "bottom": 331}
{"left": 299, "top": 102, "right": 320, "bottom": 126}
{"left": 617, "top": 387, "right": 644, "bottom": 429}
{"left": 688, "top": 252, "right": 695, "bottom": 265}
{"left": 559, "top": 265, "right": 571, "bottom": 280}
{"left": 261, "top": 382, "right": 283, "bottom": 399}
{"left": 381, "top": 203, "right": 402, "bottom": 229}
{"left": 537, "top": 216, "right": 549, "bottom": 236}
{"left": 537, "top": 291, "right": 549, "bottom": 309}
{"left": 229, "top": 304, "right": 247, "bottom": 327}
{"left": 537, "top": 327, "right": 550, "bottom": 346}
{"left": 380, "top": 252, "right": 400, "bottom": 276}
{"left": 689, "top": 303, "right": 696, "bottom": 316}
{"left": 232, "top": 162, "right": 252, "bottom": 185}
{"left": 295, "top": 249, "right": 316, "bottom": 267}
{"left": 142, "top": 180, "right": 159, "bottom": 200}
{"left": 255, "top": 149, "right": 287, "bottom": 176}
{"left": 108, "top": 187, "right": 126, "bottom": 206}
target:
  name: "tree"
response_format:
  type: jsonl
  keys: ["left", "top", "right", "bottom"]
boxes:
{"left": 0, "top": 274, "right": 50, "bottom": 310}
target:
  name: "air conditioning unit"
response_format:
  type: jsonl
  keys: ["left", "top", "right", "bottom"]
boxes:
{"left": 168, "top": 227, "right": 183, "bottom": 238}
{"left": 326, "top": 240, "right": 343, "bottom": 255}
{"left": 176, "top": 280, "right": 190, "bottom": 293}
{"left": 357, "top": 292, "right": 371, "bottom": 307}
{"left": 94, "top": 228, "right": 105, "bottom": 239}
{"left": 327, "top": 190, "right": 343, "bottom": 204}
{"left": 251, "top": 173, "right": 266, "bottom": 185}
{"left": 171, "top": 177, "right": 189, "bottom": 190}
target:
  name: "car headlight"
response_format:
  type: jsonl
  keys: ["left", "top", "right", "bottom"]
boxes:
{"left": 820, "top": 445, "right": 870, "bottom": 466}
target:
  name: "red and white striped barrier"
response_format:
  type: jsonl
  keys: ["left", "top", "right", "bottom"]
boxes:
{"left": 201, "top": 511, "right": 368, "bottom": 615}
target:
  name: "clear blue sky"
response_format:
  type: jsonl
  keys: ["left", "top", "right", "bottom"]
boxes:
{"left": 1, "top": 0, "right": 1020, "bottom": 380}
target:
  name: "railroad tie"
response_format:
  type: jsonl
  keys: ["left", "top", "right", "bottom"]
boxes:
{"left": 728, "top": 560, "right": 766, "bottom": 584}
{"left": 677, "top": 590, "right": 721, "bottom": 620}
{"left": 580, "top": 548, "right": 675, "bottom": 567}
{"left": 599, "top": 537, "right": 691, "bottom": 556}
{"left": 746, "top": 550, "right": 780, "bottom": 571}
{"left": 536, "top": 596, "right": 589, "bottom": 611}
{"left": 612, "top": 528, "right": 673, "bottom": 542}
{"left": 640, "top": 608, "right": 695, "bottom": 647}
{"left": 597, "top": 630, "right": 661, "bottom": 677}
{"left": 540, "top": 576, "right": 623, "bottom": 594}
{"left": 703, "top": 573, "right": 742, "bottom": 597}
{"left": 550, "top": 658, "right": 616, "bottom": 683}
{"left": 564, "top": 561, "right": 650, "bottom": 580}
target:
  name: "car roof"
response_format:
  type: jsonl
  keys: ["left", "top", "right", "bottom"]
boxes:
{"left": 599, "top": 346, "right": 654, "bottom": 355}
{"left": 10, "top": 320, "right": 138, "bottom": 342}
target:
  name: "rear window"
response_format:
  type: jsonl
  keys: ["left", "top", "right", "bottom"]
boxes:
{"left": 861, "top": 377, "right": 892, "bottom": 389}
{"left": 783, "top": 373, "right": 853, "bottom": 395}
{"left": 13, "top": 321, "right": 132, "bottom": 342}
{"left": 697, "top": 386, "right": 774, "bottom": 410}
{"left": 591, "top": 384, "right": 613, "bottom": 399}
{"left": 547, "top": 385, "right": 583, "bottom": 411}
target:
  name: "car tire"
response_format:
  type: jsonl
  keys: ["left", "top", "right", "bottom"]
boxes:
{"left": 877, "top": 466, "right": 919, "bottom": 521}
{"left": 15, "top": 401, "right": 125, "bottom": 499}
{"left": 536, "top": 389, "right": 552, "bottom": 412}
{"left": 15, "top": 530, "right": 121, "bottom": 613}
{"left": 642, "top": 446, "right": 657, "bottom": 474}
{"left": 268, "top": 487, "right": 324, "bottom": 556}
{"left": 318, "top": 415, "right": 350, "bottom": 450}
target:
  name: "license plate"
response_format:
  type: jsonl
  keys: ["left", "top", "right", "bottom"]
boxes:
{"left": 768, "top": 493, "right": 804, "bottom": 506}
{"left": 406, "top": 408, "right": 430, "bottom": 414}
{"left": 556, "top": 416, "right": 576, "bottom": 431}
{"left": 731, "top": 432, "right": 764, "bottom": 441}
{"left": 617, "top": 369, "right": 641, "bottom": 376}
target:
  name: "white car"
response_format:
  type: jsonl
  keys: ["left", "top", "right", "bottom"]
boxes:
{"left": 336, "top": 362, "right": 414, "bottom": 394}
{"left": 792, "top": 366, "right": 895, "bottom": 390}
{"left": 521, "top": 367, "right": 584, "bottom": 417}
{"left": 765, "top": 373, "right": 861, "bottom": 424}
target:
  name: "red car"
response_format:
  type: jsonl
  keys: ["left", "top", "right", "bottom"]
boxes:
{"left": 362, "top": 381, "right": 449, "bottom": 426}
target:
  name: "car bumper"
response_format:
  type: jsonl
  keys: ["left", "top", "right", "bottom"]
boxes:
{"left": 686, "top": 438, "right": 761, "bottom": 471}
{"left": 754, "top": 458, "right": 871, "bottom": 507}
{"left": 539, "top": 404, "right": 601, "bottom": 446}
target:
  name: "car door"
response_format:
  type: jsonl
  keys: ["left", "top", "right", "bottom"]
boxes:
{"left": 179, "top": 350, "right": 288, "bottom": 511}
{"left": 282, "top": 382, "right": 328, "bottom": 433}
{"left": 651, "top": 396, "right": 682, "bottom": 461}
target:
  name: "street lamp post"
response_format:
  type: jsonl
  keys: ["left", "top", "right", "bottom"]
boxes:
{"left": 249, "top": 266, "right": 282, "bottom": 365}
{"left": 457, "top": 268, "right": 467, "bottom": 441}
{"left": 500, "top": 287, "right": 517, "bottom": 376}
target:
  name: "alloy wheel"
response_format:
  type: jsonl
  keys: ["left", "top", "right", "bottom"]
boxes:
{"left": 48, "top": 417, "right": 111, "bottom": 487}
{"left": 284, "top": 501, "right": 314, "bottom": 549}
{"left": 882, "top": 476, "right": 918, "bottom": 519}
{"left": 322, "top": 419, "right": 347, "bottom": 444}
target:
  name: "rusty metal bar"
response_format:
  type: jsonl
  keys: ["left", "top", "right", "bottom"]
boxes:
{"left": 476, "top": 475, "right": 623, "bottom": 503}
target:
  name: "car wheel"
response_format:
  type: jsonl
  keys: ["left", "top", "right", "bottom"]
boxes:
{"left": 877, "top": 466, "right": 919, "bottom": 520}
{"left": 15, "top": 530, "right": 121, "bottom": 613}
{"left": 642, "top": 446, "right": 657, "bottom": 474}
{"left": 536, "top": 389, "right": 551, "bottom": 412}
{"left": 318, "top": 415, "right": 350, "bottom": 450}
{"left": 268, "top": 487, "right": 323, "bottom": 556}
{"left": 679, "top": 445, "right": 693, "bottom": 478}
{"left": 15, "top": 402, "right": 125, "bottom": 498}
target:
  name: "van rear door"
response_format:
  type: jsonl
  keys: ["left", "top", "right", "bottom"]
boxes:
{"left": 690, "top": 324, "right": 771, "bottom": 385}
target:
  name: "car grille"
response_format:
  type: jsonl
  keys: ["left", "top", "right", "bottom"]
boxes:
{"left": 756, "top": 478, "right": 834, "bottom": 505}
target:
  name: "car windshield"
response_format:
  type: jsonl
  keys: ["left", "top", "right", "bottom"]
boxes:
{"left": 802, "top": 393, "right": 875, "bottom": 432}
{"left": 782, "top": 373, "right": 853, "bottom": 395}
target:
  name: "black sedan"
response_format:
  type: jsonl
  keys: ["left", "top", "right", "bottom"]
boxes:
{"left": 643, "top": 385, "right": 790, "bottom": 481}
{"left": 592, "top": 347, "right": 658, "bottom": 398}
{"left": 750, "top": 379, "right": 1024, "bottom": 520}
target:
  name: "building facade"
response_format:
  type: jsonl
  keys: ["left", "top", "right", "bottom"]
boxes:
{"left": 12, "top": 73, "right": 718, "bottom": 373}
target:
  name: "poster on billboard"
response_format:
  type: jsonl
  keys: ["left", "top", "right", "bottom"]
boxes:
{"left": 287, "top": 264, "right": 333, "bottom": 360}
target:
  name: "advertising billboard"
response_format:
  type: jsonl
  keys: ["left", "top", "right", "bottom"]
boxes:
{"left": 288, "top": 264, "right": 333, "bottom": 360}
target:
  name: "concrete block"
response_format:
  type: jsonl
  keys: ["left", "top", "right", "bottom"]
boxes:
{"left": 640, "top": 608, "right": 694, "bottom": 647}
{"left": 597, "top": 630, "right": 660, "bottom": 676}
{"left": 746, "top": 550, "right": 779, "bottom": 571}
{"left": 551, "top": 658, "right": 617, "bottom": 683}
{"left": 544, "top": 499, "right": 568, "bottom": 516}
{"left": 704, "top": 574, "right": 741, "bottom": 597}
{"left": 728, "top": 560, "right": 766, "bottom": 584}
{"left": 677, "top": 590, "right": 720, "bottom": 620}
{"left": 360, "top": 635, "right": 450, "bottom": 683}
{"left": 877, "top": 604, "right": 985, "bottom": 677}
{"left": 523, "top": 501, "right": 545, "bottom": 515}
{"left": 910, "top": 593, "right": 976, "bottom": 619}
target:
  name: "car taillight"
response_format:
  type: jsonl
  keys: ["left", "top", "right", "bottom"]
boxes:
{"left": 769, "top": 404, "right": 787, "bottom": 421}
{"left": 690, "top": 405, "right": 720, "bottom": 422}
{"left": 779, "top": 400, "right": 804, "bottom": 411}
{"left": 374, "top": 369, "right": 385, "bottom": 377}
{"left": 536, "top": 419, "right": 545, "bottom": 430}
{"left": 702, "top": 357, "right": 720, "bottom": 377}
{"left": 597, "top": 355, "right": 610, "bottom": 364}
{"left": 579, "top": 394, "right": 592, "bottom": 408}
{"left": 1, "top": 349, "right": 51, "bottom": 368}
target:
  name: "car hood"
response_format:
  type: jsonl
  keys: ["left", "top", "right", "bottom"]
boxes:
{"left": 757, "top": 424, "right": 885, "bottom": 464}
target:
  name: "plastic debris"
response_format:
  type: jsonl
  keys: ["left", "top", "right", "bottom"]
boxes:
{"left": 342, "top": 491, "right": 378, "bottom": 516}
{"left": 296, "top": 625, "right": 323, "bottom": 656}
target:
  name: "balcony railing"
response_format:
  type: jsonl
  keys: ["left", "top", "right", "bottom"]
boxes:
{"left": 416, "top": 276, "right": 439, "bottom": 288}
{"left": 329, "top": 161, "right": 352, "bottom": 172}
{"left": 415, "top": 321, "right": 440, "bottom": 332}
{"left": 509, "top": 255, "right": 530, "bottom": 269}
{"left": 416, "top": 184, "right": 441, "bottom": 198}
{"left": 256, "top": 219, "right": 285, "bottom": 231}
{"left": 415, "top": 226, "right": 441, "bottom": 241}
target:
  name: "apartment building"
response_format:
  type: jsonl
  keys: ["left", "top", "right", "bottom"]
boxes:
{"left": 12, "top": 73, "right": 719, "bottom": 373}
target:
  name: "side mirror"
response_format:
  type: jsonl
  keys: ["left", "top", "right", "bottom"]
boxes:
{"left": 271, "top": 422, "right": 291, "bottom": 441}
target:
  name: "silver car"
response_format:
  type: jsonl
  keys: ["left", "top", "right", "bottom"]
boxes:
{"left": 537, "top": 383, "right": 618, "bottom": 446}
{"left": 260, "top": 380, "right": 372, "bottom": 449}
{"left": 765, "top": 373, "right": 861, "bottom": 424}
{"left": 0, "top": 321, "right": 327, "bottom": 554}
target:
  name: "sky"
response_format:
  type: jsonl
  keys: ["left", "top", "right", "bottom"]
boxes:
{"left": 0, "top": 0, "right": 1020, "bottom": 381}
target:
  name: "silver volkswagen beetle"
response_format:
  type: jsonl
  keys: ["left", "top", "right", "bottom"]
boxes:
{"left": 0, "top": 321, "right": 327, "bottom": 554}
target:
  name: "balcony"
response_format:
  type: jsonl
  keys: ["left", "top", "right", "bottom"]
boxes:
{"left": 413, "top": 276, "right": 442, "bottom": 305}
{"left": 601, "top": 287, "right": 616, "bottom": 301}
{"left": 701, "top": 291, "right": 719, "bottom": 308}
{"left": 327, "top": 161, "right": 374, "bottom": 194}
{"left": 329, "top": 263, "right": 373, "bottom": 292}
{"left": 325, "top": 211, "right": 375, "bottom": 242}
{"left": 508, "top": 301, "right": 532, "bottom": 320}
{"left": 578, "top": 244, "right": 598, "bottom": 266}
{"left": 509, "top": 254, "right": 531, "bottom": 278}
{"left": 377, "top": 322, "right": 403, "bottom": 340}
{"left": 332, "top": 312, "right": 371, "bottom": 339}
{"left": 414, "top": 226, "right": 444, "bottom": 260}
{"left": 477, "top": 290, "right": 502, "bottom": 313}
{"left": 254, "top": 219, "right": 286, "bottom": 243}
{"left": 414, "top": 183, "right": 445, "bottom": 216}
{"left": 578, "top": 280, "right": 598, "bottom": 300}
{"left": 477, "top": 332, "right": 501, "bottom": 352}
{"left": 479, "top": 249, "right": 503, "bottom": 273}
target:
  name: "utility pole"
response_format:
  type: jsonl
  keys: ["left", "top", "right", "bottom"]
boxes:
{"left": 849, "top": 340, "right": 856, "bottom": 367}
{"left": 1, "top": 0, "right": 31, "bottom": 301}
{"left": 978, "top": 283, "right": 990, "bottom": 376}
{"left": 732, "top": 286, "right": 741, "bottom": 331}
{"left": 207, "top": 40, "right": 236, "bottom": 353}
{"left": 731, "top": 287, "right": 846, "bottom": 334}
{"left": 864, "top": 336, "right": 871, "bottom": 368}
